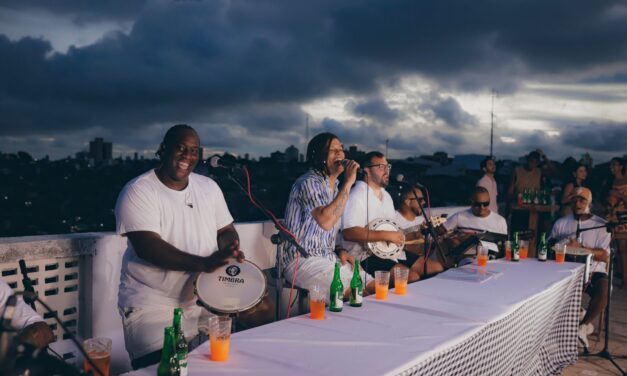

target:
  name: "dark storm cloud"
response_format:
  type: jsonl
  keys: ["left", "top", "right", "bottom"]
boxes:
{"left": 347, "top": 98, "right": 399, "bottom": 122}
{"left": 420, "top": 95, "right": 478, "bottom": 129}
{"left": 1, "top": 0, "right": 626, "bottom": 157}
{"left": 0, "top": 1, "right": 145, "bottom": 21}
{"left": 561, "top": 122, "right": 627, "bottom": 152}
{"left": 581, "top": 72, "right": 627, "bottom": 84}
{"left": 432, "top": 130, "right": 465, "bottom": 145}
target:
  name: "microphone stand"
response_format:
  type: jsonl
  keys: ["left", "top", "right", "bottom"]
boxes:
{"left": 411, "top": 188, "right": 448, "bottom": 277}
{"left": 222, "top": 167, "right": 307, "bottom": 322}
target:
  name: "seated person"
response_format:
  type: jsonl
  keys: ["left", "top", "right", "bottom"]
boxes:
{"left": 282, "top": 132, "right": 365, "bottom": 300}
{"left": 0, "top": 278, "right": 54, "bottom": 349}
{"left": 438, "top": 187, "right": 508, "bottom": 264}
{"left": 549, "top": 187, "right": 610, "bottom": 349}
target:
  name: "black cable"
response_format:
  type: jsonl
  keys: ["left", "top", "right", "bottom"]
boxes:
{"left": 14, "top": 292, "right": 105, "bottom": 376}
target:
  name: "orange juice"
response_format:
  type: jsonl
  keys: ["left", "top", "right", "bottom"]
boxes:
{"left": 83, "top": 351, "right": 110, "bottom": 376}
{"left": 375, "top": 284, "right": 388, "bottom": 300}
{"left": 477, "top": 254, "right": 488, "bottom": 267}
{"left": 505, "top": 249, "right": 511, "bottom": 261}
{"left": 556, "top": 252, "right": 566, "bottom": 263}
{"left": 309, "top": 298, "right": 325, "bottom": 320}
{"left": 394, "top": 281, "right": 407, "bottom": 295}
{"left": 210, "top": 337, "right": 230, "bottom": 361}
{"left": 519, "top": 246, "right": 528, "bottom": 259}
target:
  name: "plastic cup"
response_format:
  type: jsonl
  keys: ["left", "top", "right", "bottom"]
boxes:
{"left": 209, "top": 316, "right": 232, "bottom": 361}
{"left": 393, "top": 268, "right": 409, "bottom": 295}
{"left": 83, "top": 337, "right": 112, "bottom": 376}
{"left": 374, "top": 271, "right": 390, "bottom": 300}
{"left": 476, "top": 245, "right": 488, "bottom": 267}
{"left": 556, "top": 244, "right": 566, "bottom": 264}
{"left": 309, "top": 284, "right": 326, "bottom": 320}
{"left": 519, "top": 240, "right": 529, "bottom": 259}
{"left": 504, "top": 241, "right": 512, "bottom": 261}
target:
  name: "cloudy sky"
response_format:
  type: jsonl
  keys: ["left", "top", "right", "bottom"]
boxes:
{"left": 0, "top": 0, "right": 626, "bottom": 163}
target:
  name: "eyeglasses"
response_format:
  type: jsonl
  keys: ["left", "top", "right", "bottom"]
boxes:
{"left": 408, "top": 197, "right": 426, "bottom": 203}
{"left": 366, "top": 163, "right": 392, "bottom": 171}
{"left": 472, "top": 201, "right": 490, "bottom": 208}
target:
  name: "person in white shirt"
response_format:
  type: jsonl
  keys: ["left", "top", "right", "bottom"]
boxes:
{"left": 342, "top": 152, "right": 421, "bottom": 288}
{"left": 394, "top": 184, "right": 445, "bottom": 279}
{"left": 438, "top": 187, "right": 508, "bottom": 263}
{"left": 115, "top": 124, "right": 272, "bottom": 369}
{"left": 476, "top": 156, "right": 498, "bottom": 214}
{"left": 548, "top": 187, "right": 610, "bottom": 350}
{"left": 0, "top": 278, "right": 54, "bottom": 349}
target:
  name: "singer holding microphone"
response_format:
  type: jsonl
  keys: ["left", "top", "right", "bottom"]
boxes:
{"left": 548, "top": 187, "right": 610, "bottom": 349}
{"left": 114, "top": 124, "right": 272, "bottom": 369}
{"left": 283, "top": 132, "right": 364, "bottom": 301}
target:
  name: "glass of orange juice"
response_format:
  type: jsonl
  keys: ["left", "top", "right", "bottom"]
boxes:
{"left": 476, "top": 245, "right": 488, "bottom": 267}
{"left": 83, "top": 337, "right": 112, "bottom": 376}
{"left": 504, "top": 241, "right": 512, "bottom": 261}
{"left": 519, "top": 240, "right": 529, "bottom": 259}
{"left": 374, "top": 271, "right": 390, "bottom": 300}
{"left": 308, "top": 284, "right": 326, "bottom": 320}
{"left": 209, "top": 316, "right": 232, "bottom": 361}
{"left": 393, "top": 268, "right": 409, "bottom": 295}
{"left": 555, "top": 244, "right": 567, "bottom": 264}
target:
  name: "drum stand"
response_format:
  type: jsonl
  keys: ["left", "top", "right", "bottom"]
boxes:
{"left": 580, "top": 238, "right": 626, "bottom": 376}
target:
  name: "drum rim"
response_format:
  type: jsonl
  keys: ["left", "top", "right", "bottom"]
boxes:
{"left": 194, "top": 259, "right": 267, "bottom": 314}
{"left": 366, "top": 218, "right": 405, "bottom": 259}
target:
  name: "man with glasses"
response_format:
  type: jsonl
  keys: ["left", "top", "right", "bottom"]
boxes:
{"left": 440, "top": 187, "right": 508, "bottom": 252}
{"left": 548, "top": 187, "right": 610, "bottom": 350}
{"left": 342, "top": 151, "right": 422, "bottom": 286}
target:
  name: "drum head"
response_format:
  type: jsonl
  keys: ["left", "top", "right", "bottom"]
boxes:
{"left": 367, "top": 218, "right": 404, "bottom": 260}
{"left": 195, "top": 260, "right": 267, "bottom": 314}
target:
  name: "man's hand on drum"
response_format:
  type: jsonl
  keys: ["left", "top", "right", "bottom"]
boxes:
{"left": 337, "top": 249, "right": 354, "bottom": 266}
{"left": 204, "top": 239, "right": 245, "bottom": 273}
{"left": 384, "top": 231, "right": 405, "bottom": 246}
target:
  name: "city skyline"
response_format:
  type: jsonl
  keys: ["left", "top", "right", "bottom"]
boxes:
{"left": 0, "top": 1, "right": 625, "bottom": 162}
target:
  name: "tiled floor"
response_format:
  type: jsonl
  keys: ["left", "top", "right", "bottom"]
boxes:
{"left": 563, "top": 280, "right": 627, "bottom": 376}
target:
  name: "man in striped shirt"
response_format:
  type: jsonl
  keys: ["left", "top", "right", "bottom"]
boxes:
{"left": 283, "top": 132, "right": 363, "bottom": 301}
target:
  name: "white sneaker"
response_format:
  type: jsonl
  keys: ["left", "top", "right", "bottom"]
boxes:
{"left": 578, "top": 323, "right": 593, "bottom": 349}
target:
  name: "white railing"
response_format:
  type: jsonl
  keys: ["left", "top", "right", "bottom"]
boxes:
{"left": 0, "top": 206, "right": 467, "bottom": 375}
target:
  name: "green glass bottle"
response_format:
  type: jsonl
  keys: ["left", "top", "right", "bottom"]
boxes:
{"left": 537, "top": 232, "right": 548, "bottom": 262}
{"left": 157, "top": 326, "right": 179, "bottom": 376}
{"left": 512, "top": 232, "right": 520, "bottom": 262}
{"left": 329, "top": 262, "right": 344, "bottom": 312}
{"left": 173, "top": 308, "right": 188, "bottom": 376}
{"left": 349, "top": 260, "right": 363, "bottom": 307}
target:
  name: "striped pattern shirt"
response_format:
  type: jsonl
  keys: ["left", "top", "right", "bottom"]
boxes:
{"left": 282, "top": 170, "right": 340, "bottom": 267}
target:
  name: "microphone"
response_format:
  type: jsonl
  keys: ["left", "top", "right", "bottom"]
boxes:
{"left": 209, "top": 155, "right": 243, "bottom": 170}
{"left": 339, "top": 159, "right": 363, "bottom": 173}
{"left": 395, "top": 174, "right": 424, "bottom": 188}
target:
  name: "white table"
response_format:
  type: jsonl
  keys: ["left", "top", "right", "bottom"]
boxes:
{"left": 124, "top": 259, "right": 584, "bottom": 376}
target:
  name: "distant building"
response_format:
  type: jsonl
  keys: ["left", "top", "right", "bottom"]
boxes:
{"left": 270, "top": 151, "right": 286, "bottom": 162}
{"left": 285, "top": 145, "right": 299, "bottom": 162}
{"left": 346, "top": 145, "right": 366, "bottom": 161}
{"left": 89, "top": 138, "right": 113, "bottom": 163}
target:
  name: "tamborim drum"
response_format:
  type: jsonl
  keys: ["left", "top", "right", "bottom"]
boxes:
{"left": 194, "top": 260, "right": 267, "bottom": 314}
{"left": 366, "top": 218, "right": 404, "bottom": 261}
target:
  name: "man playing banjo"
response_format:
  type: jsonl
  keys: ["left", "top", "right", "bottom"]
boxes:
{"left": 115, "top": 124, "right": 272, "bottom": 369}
{"left": 342, "top": 151, "right": 427, "bottom": 287}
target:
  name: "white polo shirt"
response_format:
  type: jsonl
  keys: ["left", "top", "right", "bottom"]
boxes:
{"left": 115, "top": 170, "right": 233, "bottom": 309}
{"left": 341, "top": 181, "right": 396, "bottom": 261}
{"left": 0, "top": 279, "right": 43, "bottom": 330}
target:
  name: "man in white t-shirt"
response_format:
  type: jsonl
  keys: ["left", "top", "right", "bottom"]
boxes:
{"left": 548, "top": 187, "right": 610, "bottom": 350}
{"left": 342, "top": 152, "right": 420, "bottom": 288}
{"left": 438, "top": 187, "right": 507, "bottom": 262}
{"left": 0, "top": 278, "right": 54, "bottom": 349}
{"left": 394, "top": 184, "right": 445, "bottom": 279}
{"left": 476, "top": 156, "right": 498, "bottom": 214}
{"left": 115, "top": 124, "right": 272, "bottom": 369}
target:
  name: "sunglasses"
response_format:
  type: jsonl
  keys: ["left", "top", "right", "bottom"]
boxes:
{"left": 408, "top": 197, "right": 426, "bottom": 203}
{"left": 472, "top": 201, "right": 490, "bottom": 208}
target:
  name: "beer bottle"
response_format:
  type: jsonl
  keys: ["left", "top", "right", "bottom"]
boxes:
{"left": 537, "top": 232, "right": 548, "bottom": 262}
{"left": 157, "top": 327, "right": 180, "bottom": 376}
{"left": 329, "top": 262, "right": 344, "bottom": 312}
{"left": 349, "top": 260, "right": 363, "bottom": 307}
{"left": 173, "top": 308, "right": 188, "bottom": 376}
{"left": 533, "top": 189, "right": 540, "bottom": 205}
{"left": 512, "top": 232, "right": 520, "bottom": 262}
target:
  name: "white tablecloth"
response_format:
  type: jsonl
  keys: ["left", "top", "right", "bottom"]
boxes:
{"left": 124, "top": 259, "right": 584, "bottom": 376}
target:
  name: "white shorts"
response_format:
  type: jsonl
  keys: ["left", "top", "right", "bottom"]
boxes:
{"left": 119, "top": 304, "right": 214, "bottom": 360}
{"left": 284, "top": 256, "right": 353, "bottom": 303}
